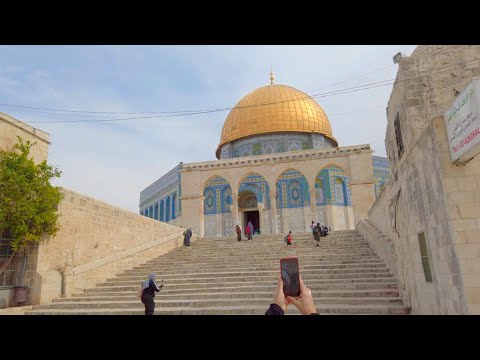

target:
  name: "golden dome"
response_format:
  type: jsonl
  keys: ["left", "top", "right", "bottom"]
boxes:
{"left": 217, "top": 84, "right": 337, "bottom": 158}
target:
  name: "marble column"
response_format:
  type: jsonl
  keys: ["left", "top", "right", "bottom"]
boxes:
{"left": 199, "top": 196, "right": 205, "bottom": 238}
{"left": 309, "top": 189, "right": 317, "bottom": 223}
{"left": 269, "top": 190, "right": 279, "bottom": 234}
{"left": 231, "top": 192, "right": 239, "bottom": 225}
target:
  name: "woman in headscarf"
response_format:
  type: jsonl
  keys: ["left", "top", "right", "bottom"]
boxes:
{"left": 183, "top": 228, "right": 192, "bottom": 246}
{"left": 235, "top": 223, "right": 242, "bottom": 241}
{"left": 140, "top": 272, "right": 163, "bottom": 315}
{"left": 246, "top": 221, "right": 254, "bottom": 241}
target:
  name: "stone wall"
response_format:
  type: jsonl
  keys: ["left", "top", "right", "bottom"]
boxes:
{"left": 0, "top": 112, "right": 50, "bottom": 164}
{"left": 367, "top": 45, "right": 480, "bottom": 314}
{"left": 441, "top": 132, "right": 480, "bottom": 314}
{"left": 24, "top": 188, "right": 187, "bottom": 305}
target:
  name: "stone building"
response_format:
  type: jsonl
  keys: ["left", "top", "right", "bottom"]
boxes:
{"left": 361, "top": 45, "right": 480, "bottom": 314}
{"left": 140, "top": 76, "right": 389, "bottom": 237}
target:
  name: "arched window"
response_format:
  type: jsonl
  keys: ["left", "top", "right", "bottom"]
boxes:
{"left": 335, "top": 178, "right": 345, "bottom": 205}
{"left": 315, "top": 178, "right": 325, "bottom": 205}
{"left": 154, "top": 204, "right": 159, "bottom": 220}
{"left": 203, "top": 187, "right": 216, "bottom": 215}
{"left": 166, "top": 197, "right": 171, "bottom": 222}
{"left": 140, "top": 210, "right": 144, "bottom": 216}
{"left": 160, "top": 201, "right": 164, "bottom": 221}
{"left": 172, "top": 193, "right": 177, "bottom": 220}
{"left": 149, "top": 206, "right": 153, "bottom": 218}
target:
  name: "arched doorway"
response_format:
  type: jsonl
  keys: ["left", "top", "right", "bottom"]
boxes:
{"left": 238, "top": 190, "right": 259, "bottom": 235}
{"left": 238, "top": 174, "right": 270, "bottom": 235}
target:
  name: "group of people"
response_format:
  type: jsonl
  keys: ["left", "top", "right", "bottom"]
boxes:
{"left": 137, "top": 220, "right": 324, "bottom": 315}
{"left": 310, "top": 221, "right": 328, "bottom": 247}
{"left": 235, "top": 221, "right": 254, "bottom": 242}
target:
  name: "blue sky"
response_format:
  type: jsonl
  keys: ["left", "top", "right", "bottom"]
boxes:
{"left": 0, "top": 45, "right": 417, "bottom": 212}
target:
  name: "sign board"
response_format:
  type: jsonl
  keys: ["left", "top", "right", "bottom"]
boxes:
{"left": 444, "top": 77, "right": 480, "bottom": 163}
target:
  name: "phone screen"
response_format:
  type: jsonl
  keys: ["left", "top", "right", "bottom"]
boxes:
{"left": 281, "top": 258, "right": 300, "bottom": 297}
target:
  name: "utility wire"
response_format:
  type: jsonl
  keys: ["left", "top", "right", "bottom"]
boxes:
{"left": 20, "top": 80, "right": 394, "bottom": 124}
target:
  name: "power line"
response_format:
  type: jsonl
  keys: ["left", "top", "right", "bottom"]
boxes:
{"left": 307, "top": 64, "right": 395, "bottom": 92}
{"left": 21, "top": 80, "right": 394, "bottom": 124}
{"left": 1, "top": 79, "right": 393, "bottom": 119}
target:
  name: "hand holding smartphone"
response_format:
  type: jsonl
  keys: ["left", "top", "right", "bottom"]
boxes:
{"left": 280, "top": 257, "right": 300, "bottom": 297}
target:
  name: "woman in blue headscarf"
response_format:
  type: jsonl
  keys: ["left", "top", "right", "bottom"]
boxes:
{"left": 140, "top": 273, "right": 163, "bottom": 315}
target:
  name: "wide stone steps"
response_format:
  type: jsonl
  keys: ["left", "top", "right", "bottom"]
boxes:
{"left": 27, "top": 230, "right": 410, "bottom": 315}
{"left": 83, "top": 281, "right": 400, "bottom": 293}
{"left": 108, "top": 267, "right": 390, "bottom": 281}
{"left": 98, "top": 273, "right": 396, "bottom": 287}
{"left": 61, "top": 289, "right": 400, "bottom": 302}
{"left": 26, "top": 304, "right": 410, "bottom": 315}
{"left": 121, "top": 262, "right": 387, "bottom": 275}
{"left": 139, "top": 256, "right": 382, "bottom": 266}
{"left": 35, "top": 296, "right": 405, "bottom": 310}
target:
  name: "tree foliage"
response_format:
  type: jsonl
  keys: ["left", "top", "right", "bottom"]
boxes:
{"left": 0, "top": 136, "right": 63, "bottom": 252}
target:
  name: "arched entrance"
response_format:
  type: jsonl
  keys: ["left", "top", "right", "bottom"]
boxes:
{"left": 238, "top": 190, "right": 260, "bottom": 234}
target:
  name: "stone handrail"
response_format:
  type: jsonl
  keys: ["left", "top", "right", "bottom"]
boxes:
{"left": 356, "top": 219, "right": 397, "bottom": 277}
{"left": 64, "top": 231, "right": 197, "bottom": 297}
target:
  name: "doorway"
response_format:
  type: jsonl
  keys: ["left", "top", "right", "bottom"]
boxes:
{"left": 245, "top": 211, "right": 260, "bottom": 234}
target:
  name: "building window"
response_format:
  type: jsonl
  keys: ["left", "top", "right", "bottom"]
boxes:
{"left": 418, "top": 232, "right": 433, "bottom": 283}
{"left": 154, "top": 204, "right": 159, "bottom": 220}
{"left": 315, "top": 178, "right": 325, "bottom": 205}
{"left": 149, "top": 206, "right": 153, "bottom": 219}
{"left": 394, "top": 112, "right": 404, "bottom": 158}
{"left": 160, "top": 201, "right": 164, "bottom": 221}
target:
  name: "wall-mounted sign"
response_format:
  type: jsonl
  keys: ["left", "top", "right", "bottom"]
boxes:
{"left": 444, "top": 77, "right": 480, "bottom": 163}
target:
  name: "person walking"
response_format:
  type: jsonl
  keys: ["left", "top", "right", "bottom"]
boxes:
{"left": 313, "top": 222, "right": 321, "bottom": 247}
{"left": 140, "top": 273, "right": 163, "bottom": 315}
{"left": 286, "top": 231, "right": 293, "bottom": 248}
{"left": 235, "top": 223, "right": 242, "bottom": 241}
{"left": 246, "top": 221, "right": 254, "bottom": 241}
{"left": 183, "top": 228, "right": 192, "bottom": 246}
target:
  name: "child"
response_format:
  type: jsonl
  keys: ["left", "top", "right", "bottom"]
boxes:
{"left": 286, "top": 231, "right": 293, "bottom": 248}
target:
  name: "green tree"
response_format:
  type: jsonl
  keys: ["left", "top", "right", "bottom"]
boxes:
{"left": 0, "top": 136, "right": 63, "bottom": 275}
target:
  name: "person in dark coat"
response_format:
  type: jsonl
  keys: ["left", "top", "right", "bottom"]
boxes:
{"left": 265, "top": 275, "right": 318, "bottom": 315}
{"left": 140, "top": 272, "right": 163, "bottom": 315}
{"left": 183, "top": 228, "right": 192, "bottom": 246}
{"left": 313, "top": 222, "right": 321, "bottom": 247}
{"left": 235, "top": 223, "right": 242, "bottom": 241}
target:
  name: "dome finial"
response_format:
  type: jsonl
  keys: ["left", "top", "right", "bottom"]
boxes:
{"left": 270, "top": 67, "right": 274, "bottom": 85}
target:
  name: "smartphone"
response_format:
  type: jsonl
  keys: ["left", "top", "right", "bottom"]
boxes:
{"left": 280, "top": 257, "right": 300, "bottom": 297}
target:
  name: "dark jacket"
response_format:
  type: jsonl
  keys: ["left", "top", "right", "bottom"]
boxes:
{"left": 265, "top": 303, "right": 319, "bottom": 315}
{"left": 142, "top": 279, "right": 163, "bottom": 297}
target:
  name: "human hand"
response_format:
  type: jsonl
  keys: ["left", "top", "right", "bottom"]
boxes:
{"left": 273, "top": 276, "right": 288, "bottom": 312}
{"left": 286, "top": 276, "right": 317, "bottom": 315}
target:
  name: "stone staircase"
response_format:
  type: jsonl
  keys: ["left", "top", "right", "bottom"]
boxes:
{"left": 26, "top": 230, "right": 410, "bottom": 315}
